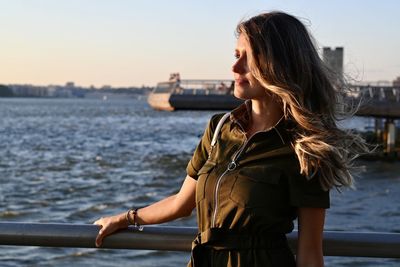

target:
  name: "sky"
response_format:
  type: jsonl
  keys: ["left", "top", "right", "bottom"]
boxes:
{"left": 0, "top": 0, "right": 399, "bottom": 87}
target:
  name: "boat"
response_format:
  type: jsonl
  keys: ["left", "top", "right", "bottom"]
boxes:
{"left": 147, "top": 73, "right": 244, "bottom": 111}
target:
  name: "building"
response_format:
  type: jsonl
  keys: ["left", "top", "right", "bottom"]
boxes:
{"left": 322, "top": 47, "right": 344, "bottom": 77}
{"left": 10, "top": 85, "right": 49, "bottom": 97}
{"left": 393, "top": 76, "right": 400, "bottom": 87}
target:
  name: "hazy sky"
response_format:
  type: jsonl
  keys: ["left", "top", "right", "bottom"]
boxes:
{"left": 1, "top": 0, "right": 399, "bottom": 87}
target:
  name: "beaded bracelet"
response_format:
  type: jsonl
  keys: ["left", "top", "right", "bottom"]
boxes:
{"left": 126, "top": 208, "right": 140, "bottom": 226}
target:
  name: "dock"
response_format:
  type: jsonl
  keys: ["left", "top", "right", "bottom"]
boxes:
{"left": 351, "top": 85, "right": 400, "bottom": 156}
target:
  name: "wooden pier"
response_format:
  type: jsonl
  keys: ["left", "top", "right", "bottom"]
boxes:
{"left": 351, "top": 85, "right": 400, "bottom": 156}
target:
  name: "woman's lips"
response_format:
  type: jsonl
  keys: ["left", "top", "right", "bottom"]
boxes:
{"left": 235, "top": 78, "right": 249, "bottom": 85}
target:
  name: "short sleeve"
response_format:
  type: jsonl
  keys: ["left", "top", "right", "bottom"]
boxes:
{"left": 186, "top": 113, "right": 224, "bottom": 180}
{"left": 285, "top": 162, "right": 330, "bottom": 208}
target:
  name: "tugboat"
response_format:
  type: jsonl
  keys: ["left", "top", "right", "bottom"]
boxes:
{"left": 147, "top": 73, "right": 243, "bottom": 111}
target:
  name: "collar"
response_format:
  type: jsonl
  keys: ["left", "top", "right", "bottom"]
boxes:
{"left": 229, "top": 100, "right": 290, "bottom": 145}
{"left": 230, "top": 100, "right": 252, "bottom": 131}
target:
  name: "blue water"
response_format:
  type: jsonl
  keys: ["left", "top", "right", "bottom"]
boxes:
{"left": 0, "top": 97, "right": 399, "bottom": 266}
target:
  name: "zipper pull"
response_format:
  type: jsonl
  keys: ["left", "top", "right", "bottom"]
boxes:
{"left": 227, "top": 161, "right": 237, "bottom": 171}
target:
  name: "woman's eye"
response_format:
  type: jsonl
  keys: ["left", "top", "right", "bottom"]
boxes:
{"left": 234, "top": 53, "right": 240, "bottom": 59}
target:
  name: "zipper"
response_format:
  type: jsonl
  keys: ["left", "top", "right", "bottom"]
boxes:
{"left": 211, "top": 121, "right": 279, "bottom": 227}
{"left": 211, "top": 168, "right": 230, "bottom": 227}
{"left": 211, "top": 118, "right": 285, "bottom": 227}
{"left": 211, "top": 124, "right": 250, "bottom": 227}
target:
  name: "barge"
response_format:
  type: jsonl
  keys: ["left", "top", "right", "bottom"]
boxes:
{"left": 147, "top": 74, "right": 243, "bottom": 111}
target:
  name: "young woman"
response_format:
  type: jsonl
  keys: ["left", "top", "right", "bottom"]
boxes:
{"left": 94, "top": 11, "right": 368, "bottom": 266}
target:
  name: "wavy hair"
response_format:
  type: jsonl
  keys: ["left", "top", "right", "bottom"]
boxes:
{"left": 237, "top": 11, "right": 369, "bottom": 190}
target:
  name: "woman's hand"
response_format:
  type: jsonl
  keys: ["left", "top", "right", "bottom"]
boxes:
{"left": 93, "top": 212, "right": 128, "bottom": 247}
{"left": 92, "top": 175, "right": 196, "bottom": 248}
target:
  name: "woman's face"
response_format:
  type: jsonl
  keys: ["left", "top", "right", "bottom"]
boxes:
{"left": 232, "top": 34, "right": 266, "bottom": 100}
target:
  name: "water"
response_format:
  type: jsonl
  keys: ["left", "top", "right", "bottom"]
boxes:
{"left": 0, "top": 98, "right": 399, "bottom": 266}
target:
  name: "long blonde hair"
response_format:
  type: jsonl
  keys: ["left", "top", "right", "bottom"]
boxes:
{"left": 237, "top": 11, "right": 369, "bottom": 190}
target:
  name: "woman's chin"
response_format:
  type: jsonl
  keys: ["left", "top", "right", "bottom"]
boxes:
{"left": 233, "top": 89, "right": 247, "bottom": 100}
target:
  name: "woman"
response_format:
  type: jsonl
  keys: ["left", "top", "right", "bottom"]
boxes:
{"left": 94, "top": 11, "right": 368, "bottom": 266}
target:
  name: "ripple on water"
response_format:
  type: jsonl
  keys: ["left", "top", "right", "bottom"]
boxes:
{"left": 0, "top": 210, "right": 24, "bottom": 219}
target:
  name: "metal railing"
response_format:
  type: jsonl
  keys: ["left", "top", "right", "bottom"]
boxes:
{"left": 1, "top": 222, "right": 400, "bottom": 258}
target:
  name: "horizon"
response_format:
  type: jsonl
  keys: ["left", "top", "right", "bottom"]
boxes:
{"left": 1, "top": 0, "right": 399, "bottom": 87}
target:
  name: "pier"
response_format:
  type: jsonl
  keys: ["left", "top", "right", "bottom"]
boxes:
{"left": 351, "top": 85, "right": 400, "bottom": 155}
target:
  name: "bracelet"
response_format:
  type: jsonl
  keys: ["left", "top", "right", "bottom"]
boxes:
{"left": 126, "top": 208, "right": 140, "bottom": 226}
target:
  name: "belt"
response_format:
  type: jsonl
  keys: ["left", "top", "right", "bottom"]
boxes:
{"left": 190, "top": 228, "right": 289, "bottom": 267}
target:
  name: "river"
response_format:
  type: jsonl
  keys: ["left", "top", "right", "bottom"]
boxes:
{"left": 0, "top": 97, "right": 399, "bottom": 266}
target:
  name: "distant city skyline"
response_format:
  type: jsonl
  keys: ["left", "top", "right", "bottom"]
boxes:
{"left": 0, "top": 0, "right": 399, "bottom": 87}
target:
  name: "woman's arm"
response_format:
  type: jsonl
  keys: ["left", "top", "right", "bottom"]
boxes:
{"left": 296, "top": 207, "right": 326, "bottom": 267}
{"left": 94, "top": 175, "right": 197, "bottom": 247}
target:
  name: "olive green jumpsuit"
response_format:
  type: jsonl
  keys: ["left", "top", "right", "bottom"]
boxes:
{"left": 186, "top": 101, "right": 330, "bottom": 267}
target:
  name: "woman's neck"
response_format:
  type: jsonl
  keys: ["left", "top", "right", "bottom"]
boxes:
{"left": 246, "top": 98, "right": 283, "bottom": 137}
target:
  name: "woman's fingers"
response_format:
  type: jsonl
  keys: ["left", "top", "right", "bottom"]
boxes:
{"left": 95, "top": 223, "right": 114, "bottom": 247}
{"left": 93, "top": 217, "right": 108, "bottom": 247}
{"left": 93, "top": 217, "right": 104, "bottom": 226}
{"left": 93, "top": 215, "right": 122, "bottom": 247}
{"left": 95, "top": 226, "right": 105, "bottom": 247}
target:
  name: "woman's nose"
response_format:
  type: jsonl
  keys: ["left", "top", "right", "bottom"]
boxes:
{"left": 232, "top": 59, "right": 243, "bottom": 74}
